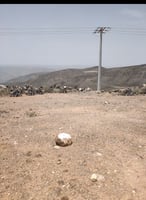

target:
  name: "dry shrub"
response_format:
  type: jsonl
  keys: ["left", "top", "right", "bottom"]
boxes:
{"left": 25, "top": 111, "right": 37, "bottom": 117}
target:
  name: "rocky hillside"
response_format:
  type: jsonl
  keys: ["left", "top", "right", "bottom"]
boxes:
{"left": 5, "top": 64, "right": 146, "bottom": 90}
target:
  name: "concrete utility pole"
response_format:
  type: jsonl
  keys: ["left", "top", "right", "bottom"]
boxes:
{"left": 94, "top": 27, "right": 111, "bottom": 92}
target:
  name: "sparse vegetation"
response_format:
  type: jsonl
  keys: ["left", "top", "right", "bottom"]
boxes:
{"left": 25, "top": 110, "right": 37, "bottom": 117}
{"left": 0, "top": 88, "right": 9, "bottom": 96}
{"left": 140, "top": 86, "right": 146, "bottom": 94}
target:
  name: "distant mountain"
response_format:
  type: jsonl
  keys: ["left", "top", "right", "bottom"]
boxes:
{"left": 0, "top": 65, "right": 73, "bottom": 83}
{"left": 4, "top": 64, "right": 146, "bottom": 90}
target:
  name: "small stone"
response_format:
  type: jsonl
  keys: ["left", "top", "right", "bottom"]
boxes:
{"left": 90, "top": 173, "right": 105, "bottom": 182}
{"left": 35, "top": 153, "right": 42, "bottom": 158}
{"left": 90, "top": 173, "right": 98, "bottom": 182}
{"left": 58, "top": 180, "right": 65, "bottom": 185}
{"left": 104, "top": 101, "right": 109, "bottom": 104}
{"left": 132, "top": 189, "right": 136, "bottom": 194}
{"left": 95, "top": 152, "right": 102, "bottom": 157}
{"left": 26, "top": 151, "right": 32, "bottom": 156}
{"left": 54, "top": 145, "right": 60, "bottom": 149}
{"left": 14, "top": 141, "right": 18, "bottom": 145}
{"left": 57, "top": 159, "right": 61, "bottom": 164}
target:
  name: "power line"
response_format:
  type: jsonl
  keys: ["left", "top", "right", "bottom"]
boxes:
{"left": 0, "top": 26, "right": 145, "bottom": 32}
{"left": 0, "top": 26, "right": 145, "bottom": 29}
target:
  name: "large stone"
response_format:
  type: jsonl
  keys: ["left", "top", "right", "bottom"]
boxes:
{"left": 55, "top": 133, "right": 72, "bottom": 147}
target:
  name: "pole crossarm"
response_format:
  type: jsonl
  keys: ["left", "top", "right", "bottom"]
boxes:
{"left": 93, "top": 27, "right": 111, "bottom": 34}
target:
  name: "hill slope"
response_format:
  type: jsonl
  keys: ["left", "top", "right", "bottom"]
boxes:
{"left": 0, "top": 65, "right": 70, "bottom": 83}
{"left": 5, "top": 64, "right": 146, "bottom": 90}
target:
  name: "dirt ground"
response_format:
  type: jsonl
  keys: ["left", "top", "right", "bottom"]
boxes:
{"left": 0, "top": 91, "right": 146, "bottom": 200}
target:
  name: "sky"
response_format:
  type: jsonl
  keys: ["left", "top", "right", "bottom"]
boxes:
{"left": 0, "top": 4, "right": 146, "bottom": 68}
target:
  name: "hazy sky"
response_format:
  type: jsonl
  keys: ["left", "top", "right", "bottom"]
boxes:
{"left": 0, "top": 4, "right": 146, "bottom": 68}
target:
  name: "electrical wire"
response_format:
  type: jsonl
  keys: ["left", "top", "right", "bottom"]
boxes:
{"left": 0, "top": 26, "right": 145, "bottom": 36}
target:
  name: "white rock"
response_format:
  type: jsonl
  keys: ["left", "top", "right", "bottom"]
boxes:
{"left": 90, "top": 173, "right": 98, "bottom": 182}
{"left": 90, "top": 173, "right": 105, "bottom": 182}
{"left": 95, "top": 152, "right": 102, "bottom": 157}
{"left": 104, "top": 101, "right": 109, "bottom": 104}
{"left": 55, "top": 133, "right": 72, "bottom": 147}
{"left": 54, "top": 145, "right": 60, "bottom": 149}
{"left": 132, "top": 189, "right": 136, "bottom": 194}
{"left": 14, "top": 141, "right": 18, "bottom": 145}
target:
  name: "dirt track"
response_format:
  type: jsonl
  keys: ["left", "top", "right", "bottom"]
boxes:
{"left": 0, "top": 92, "right": 146, "bottom": 200}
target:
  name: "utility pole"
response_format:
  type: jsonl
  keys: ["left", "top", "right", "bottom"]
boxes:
{"left": 94, "top": 27, "right": 111, "bottom": 92}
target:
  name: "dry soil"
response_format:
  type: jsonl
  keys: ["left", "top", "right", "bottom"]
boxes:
{"left": 0, "top": 92, "right": 146, "bottom": 200}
